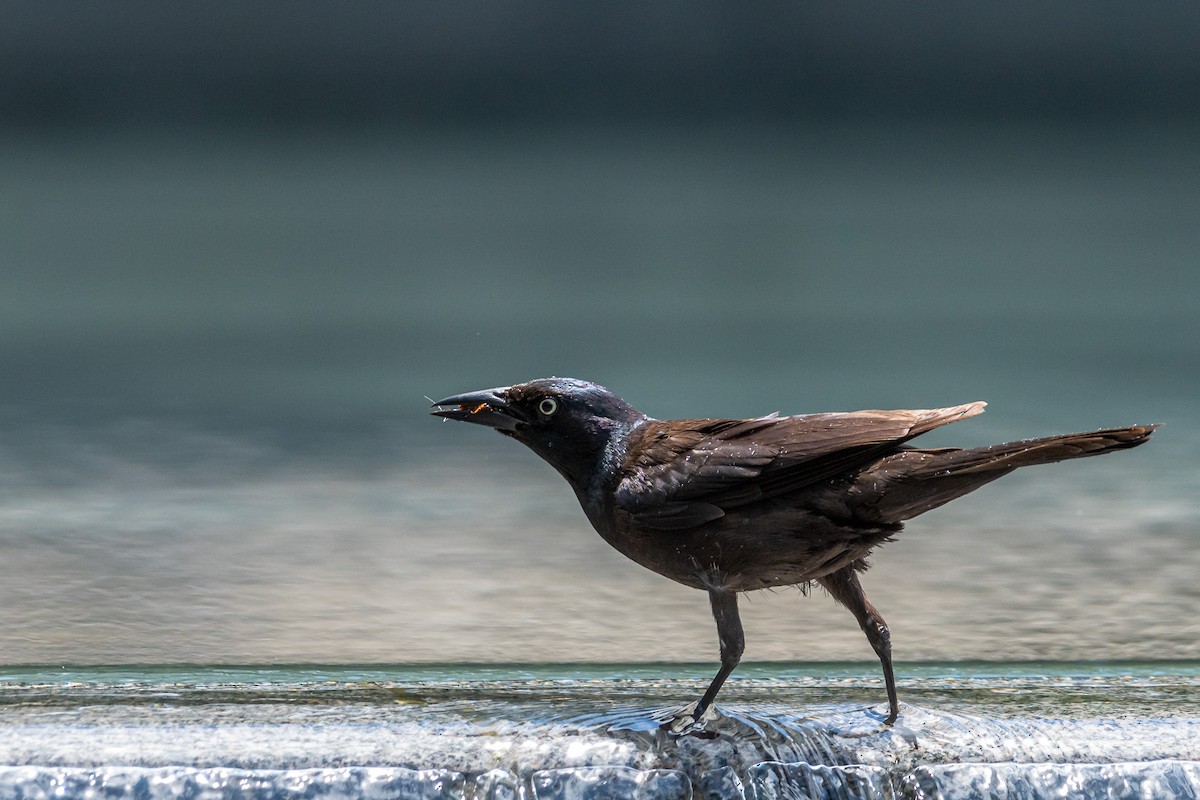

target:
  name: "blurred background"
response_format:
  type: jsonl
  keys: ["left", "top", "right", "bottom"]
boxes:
{"left": 1, "top": 1, "right": 1197, "bottom": 665}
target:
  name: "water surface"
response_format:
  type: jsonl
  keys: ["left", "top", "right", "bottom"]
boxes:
{"left": 1, "top": 663, "right": 1197, "bottom": 798}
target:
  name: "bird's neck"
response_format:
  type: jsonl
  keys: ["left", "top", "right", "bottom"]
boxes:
{"left": 565, "top": 416, "right": 647, "bottom": 511}
{"left": 533, "top": 415, "right": 634, "bottom": 489}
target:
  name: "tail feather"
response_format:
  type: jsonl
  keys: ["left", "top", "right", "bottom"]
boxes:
{"left": 901, "top": 424, "right": 1159, "bottom": 477}
{"left": 857, "top": 423, "right": 1158, "bottom": 523}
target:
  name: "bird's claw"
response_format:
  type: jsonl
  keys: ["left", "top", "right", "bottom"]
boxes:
{"left": 660, "top": 701, "right": 719, "bottom": 737}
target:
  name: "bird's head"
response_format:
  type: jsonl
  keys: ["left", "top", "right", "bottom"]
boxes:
{"left": 431, "top": 377, "right": 647, "bottom": 485}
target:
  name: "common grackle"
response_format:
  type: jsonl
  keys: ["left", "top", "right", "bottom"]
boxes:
{"left": 431, "top": 378, "right": 1156, "bottom": 730}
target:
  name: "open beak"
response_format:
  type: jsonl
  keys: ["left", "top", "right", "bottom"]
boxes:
{"left": 430, "top": 386, "right": 524, "bottom": 432}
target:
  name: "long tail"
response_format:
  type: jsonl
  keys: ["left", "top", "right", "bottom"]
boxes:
{"left": 857, "top": 424, "right": 1159, "bottom": 524}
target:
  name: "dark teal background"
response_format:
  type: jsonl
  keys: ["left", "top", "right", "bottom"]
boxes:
{"left": 1, "top": 3, "right": 1196, "bottom": 665}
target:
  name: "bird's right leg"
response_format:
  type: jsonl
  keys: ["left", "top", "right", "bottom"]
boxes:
{"left": 818, "top": 567, "right": 900, "bottom": 724}
{"left": 666, "top": 587, "right": 744, "bottom": 733}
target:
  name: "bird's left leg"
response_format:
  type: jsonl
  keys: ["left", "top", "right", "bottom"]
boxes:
{"left": 818, "top": 567, "right": 900, "bottom": 724}
{"left": 665, "top": 587, "right": 744, "bottom": 733}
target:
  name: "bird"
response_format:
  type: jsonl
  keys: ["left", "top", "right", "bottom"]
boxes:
{"left": 430, "top": 377, "right": 1156, "bottom": 731}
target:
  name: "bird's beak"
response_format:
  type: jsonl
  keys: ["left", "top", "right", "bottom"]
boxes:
{"left": 430, "top": 386, "right": 524, "bottom": 432}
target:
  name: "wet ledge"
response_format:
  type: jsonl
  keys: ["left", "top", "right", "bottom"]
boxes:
{"left": 1, "top": 666, "right": 1197, "bottom": 798}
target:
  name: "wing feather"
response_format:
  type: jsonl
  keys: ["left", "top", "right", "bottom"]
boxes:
{"left": 615, "top": 402, "right": 985, "bottom": 529}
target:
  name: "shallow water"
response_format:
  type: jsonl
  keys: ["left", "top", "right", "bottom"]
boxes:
{"left": 1, "top": 438, "right": 1195, "bottom": 666}
{"left": 1, "top": 664, "right": 1197, "bottom": 799}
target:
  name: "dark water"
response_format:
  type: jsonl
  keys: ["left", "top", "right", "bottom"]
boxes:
{"left": 1, "top": 123, "right": 1198, "bottom": 796}
{"left": 2, "top": 122, "right": 1197, "bottom": 665}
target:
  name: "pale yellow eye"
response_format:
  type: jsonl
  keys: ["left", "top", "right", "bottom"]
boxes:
{"left": 538, "top": 397, "right": 559, "bottom": 416}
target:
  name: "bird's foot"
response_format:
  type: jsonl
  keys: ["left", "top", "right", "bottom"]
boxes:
{"left": 864, "top": 704, "right": 899, "bottom": 726}
{"left": 660, "top": 701, "right": 719, "bottom": 737}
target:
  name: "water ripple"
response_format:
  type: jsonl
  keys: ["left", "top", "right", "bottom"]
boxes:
{"left": 1, "top": 666, "right": 1197, "bottom": 798}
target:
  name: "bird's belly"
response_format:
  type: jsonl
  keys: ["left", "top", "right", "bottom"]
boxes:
{"left": 606, "top": 508, "right": 896, "bottom": 593}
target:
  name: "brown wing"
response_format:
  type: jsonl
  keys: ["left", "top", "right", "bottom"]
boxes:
{"left": 614, "top": 402, "right": 986, "bottom": 530}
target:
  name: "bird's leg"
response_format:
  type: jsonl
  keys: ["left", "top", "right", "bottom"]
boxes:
{"left": 698, "top": 588, "right": 745, "bottom": 718}
{"left": 667, "top": 588, "right": 744, "bottom": 732}
{"left": 818, "top": 568, "right": 900, "bottom": 724}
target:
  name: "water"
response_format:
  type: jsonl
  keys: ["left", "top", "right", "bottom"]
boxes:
{"left": 1, "top": 664, "right": 1197, "bottom": 798}
{"left": 0, "top": 436, "right": 1193, "bottom": 664}
{"left": 2, "top": 123, "right": 1198, "bottom": 796}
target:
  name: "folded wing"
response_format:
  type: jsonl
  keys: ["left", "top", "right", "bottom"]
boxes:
{"left": 614, "top": 402, "right": 986, "bottom": 530}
